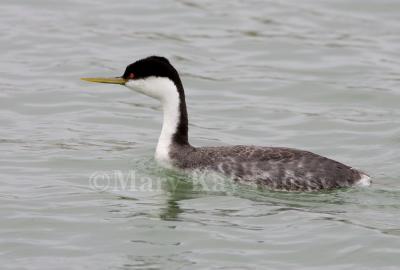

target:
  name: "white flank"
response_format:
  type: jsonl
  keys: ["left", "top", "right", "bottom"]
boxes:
{"left": 125, "top": 77, "right": 180, "bottom": 166}
{"left": 356, "top": 173, "right": 371, "bottom": 187}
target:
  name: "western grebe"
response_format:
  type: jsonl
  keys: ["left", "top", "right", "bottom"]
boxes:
{"left": 82, "top": 56, "right": 370, "bottom": 191}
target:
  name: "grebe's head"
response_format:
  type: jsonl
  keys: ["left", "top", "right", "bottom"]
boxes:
{"left": 81, "top": 56, "right": 184, "bottom": 101}
{"left": 81, "top": 56, "right": 190, "bottom": 147}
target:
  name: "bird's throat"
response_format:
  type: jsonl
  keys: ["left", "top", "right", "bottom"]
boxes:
{"left": 155, "top": 85, "right": 189, "bottom": 165}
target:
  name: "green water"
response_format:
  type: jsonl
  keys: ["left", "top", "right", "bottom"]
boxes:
{"left": 1, "top": 0, "right": 400, "bottom": 269}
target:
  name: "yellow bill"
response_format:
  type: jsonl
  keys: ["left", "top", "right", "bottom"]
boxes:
{"left": 81, "top": 77, "right": 127, "bottom": 85}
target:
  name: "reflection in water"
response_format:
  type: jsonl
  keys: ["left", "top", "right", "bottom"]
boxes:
{"left": 155, "top": 164, "right": 400, "bottom": 237}
{"left": 159, "top": 175, "right": 194, "bottom": 220}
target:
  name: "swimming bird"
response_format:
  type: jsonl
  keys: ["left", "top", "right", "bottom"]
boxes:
{"left": 82, "top": 56, "right": 370, "bottom": 191}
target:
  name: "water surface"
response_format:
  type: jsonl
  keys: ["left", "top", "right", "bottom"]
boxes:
{"left": 1, "top": 0, "right": 400, "bottom": 269}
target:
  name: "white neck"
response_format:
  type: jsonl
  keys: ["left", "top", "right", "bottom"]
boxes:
{"left": 156, "top": 93, "right": 180, "bottom": 166}
{"left": 125, "top": 77, "right": 181, "bottom": 166}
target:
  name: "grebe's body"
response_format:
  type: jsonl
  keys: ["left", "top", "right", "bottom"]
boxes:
{"left": 168, "top": 145, "right": 369, "bottom": 191}
{"left": 82, "top": 56, "right": 370, "bottom": 191}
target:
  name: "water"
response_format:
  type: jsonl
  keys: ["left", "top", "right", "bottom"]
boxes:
{"left": 1, "top": 0, "right": 400, "bottom": 269}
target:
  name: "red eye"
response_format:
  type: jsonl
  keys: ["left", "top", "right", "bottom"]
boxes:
{"left": 128, "top": 73, "right": 135, "bottom": 79}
